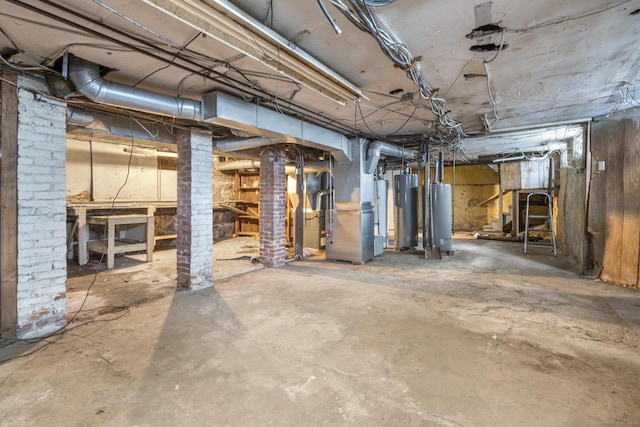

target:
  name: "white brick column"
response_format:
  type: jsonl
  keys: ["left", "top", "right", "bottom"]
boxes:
{"left": 16, "top": 79, "right": 67, "bottom": 338}
{"left": 176, "top": 128, "right": 213, "bottom": 289}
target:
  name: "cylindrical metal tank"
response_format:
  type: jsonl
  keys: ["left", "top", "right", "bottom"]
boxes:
{"left": 375, "top": 179, "right": 389, "bottom": 248}
{"left": 432, "top": 182, "right": 452, "bottom": 251}
{"left": 394, "top": 173, "right": 418, "bottom": 249}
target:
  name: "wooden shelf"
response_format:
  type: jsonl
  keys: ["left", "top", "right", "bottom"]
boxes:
{"left": 235, "top": 171, "right": 261, "bottom": 236}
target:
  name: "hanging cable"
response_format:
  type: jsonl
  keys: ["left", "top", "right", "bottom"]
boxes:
{"left": 328, "top": 0, "right": 464, "bottom": 135}
{"left": 318, "top": 0, "right": 342, "bottom": 35}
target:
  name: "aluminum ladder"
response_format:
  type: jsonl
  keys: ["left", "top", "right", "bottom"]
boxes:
{"left": 523, "top": 192, "right": 557, "bottom": 256}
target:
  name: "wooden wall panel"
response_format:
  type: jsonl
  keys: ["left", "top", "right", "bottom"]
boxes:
{"left": 587, "top": 123, "right": 607, "bottom": 277}
{"left": 589, "top": 116, "right": 640, "bottom": 287}
{"left": 501, "top": 162, "right": 521, "bottom": 190}
{"left": 0, "top": 72, "right": 18, "bottom": 337}
{"left": 620, "top": 120, "right": 640, "bottom": 285}
{"left": 601, "top": 122, "right": 625, "bottom": 283}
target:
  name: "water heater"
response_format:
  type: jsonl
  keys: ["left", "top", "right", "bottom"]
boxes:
{"left": 394, "top": 173, "right": 418, "bottom": 249}
{"left": 432, "top": 182, "right": 452, "bottom": 252}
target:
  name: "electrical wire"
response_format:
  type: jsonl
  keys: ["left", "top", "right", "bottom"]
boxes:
{"left": 6, "top": 0, "right": 361, "bottom": 137}
{"left": 92, "top": 0, "right": 184, "bottom": 50}
{"left": 318, "top": 0, "right": 343, "bottom": 35}
{"left": 0, "top": 116, "right": 137, "bottom": 365}
{"left": 509, "top": 0, "right": 632, "bottom": 33}
{"left": 133, "top": 31, "right": 202, "bottom": 87}
{"left": 441, "top": 53, "right": 478, "bottom": 96}
{"left": 328, "top": 0, "right": 464, "bottom": 134}
{"left": 481, "top": 28, "right": 507, "bottom": 130}
{"left": 0, "top": 25, "right": 56, "bottom": 72}
{"left": 0, "top": 308, "right": 130, "bottom": 364}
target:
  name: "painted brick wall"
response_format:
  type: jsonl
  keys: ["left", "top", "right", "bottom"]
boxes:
{"left": 260, "top": 148, "right": 287, "bottom": 267}
{"left": 177, "top": 129, "right": 213, "bottom": 289}
{"left": 16, "top": 79, "right": 67, "bottom": 338}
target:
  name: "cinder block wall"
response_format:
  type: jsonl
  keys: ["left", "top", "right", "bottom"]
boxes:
{"left": 16, "top": 79, "right": 67, "bottom": 338}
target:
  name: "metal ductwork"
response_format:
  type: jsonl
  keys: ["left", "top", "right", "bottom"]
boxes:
{"left": 68, "top": 55, "right": 201, "bottom": 121}
{"left": 366, "top": 141, "right": 415, "bottom": 174}
{"left": 214, "top": 160, "right": 261, "bottom": 171}
{"left": 202, "top": 92, "right": 352, "bottom": 162}
{"left": 213, "top": 137, "right": 276, "bottom": 154}
{"left": 66, "top": 107, "right": 176, "bottom": 143}
{"left": 214, "top": 159, "right": 330, "bottom": 175}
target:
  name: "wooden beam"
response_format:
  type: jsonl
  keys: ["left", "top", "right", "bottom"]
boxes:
{"left": 1, "top": 71, "right": 18, "bottom": 337}
{"left": 475, "top": 189, "right": 508, "bottom": 208}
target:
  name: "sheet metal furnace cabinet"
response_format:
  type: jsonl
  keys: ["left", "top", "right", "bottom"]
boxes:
{"left": 325, "top": 202, "right": 374, "bottom": 264}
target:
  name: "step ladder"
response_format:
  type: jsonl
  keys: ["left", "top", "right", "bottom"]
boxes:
{"left": 524, "top": 192, "right": 557, "bottom": 256}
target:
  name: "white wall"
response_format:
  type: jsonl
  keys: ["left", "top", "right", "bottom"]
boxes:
{"left": 66, "top": 139, "right": 177, "bottom": 202}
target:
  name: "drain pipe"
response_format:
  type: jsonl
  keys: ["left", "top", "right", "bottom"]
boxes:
{"left": 68, "top": 54, "right": 201, "bottom": 121}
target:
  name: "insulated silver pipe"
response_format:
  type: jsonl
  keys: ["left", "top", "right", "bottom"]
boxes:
{"left": 66, "top": 106, "right": 176, "bottom": 143}
{"left": 214, "top": 159, "right": 330, "bottom": 174}
{"left": 366, "top": 140, "right": 415, "bottom": 174}
{"left": 213, "top": 138, "right": 275, "bottom": 153}
{"left": 68, "top": 55, "right": 202, "bottom": 121}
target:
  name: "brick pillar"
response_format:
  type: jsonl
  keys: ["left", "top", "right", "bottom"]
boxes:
{"left": 260, "top": 148, "right": 287, "bottom": 267}
{"left": 176, "top": 129, "right": 213, "bottom": 289}
{"left": 15, "top": 78, "right": 67, "bottom": 338}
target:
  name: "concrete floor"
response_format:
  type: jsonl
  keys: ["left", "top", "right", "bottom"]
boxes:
{"left": 1, "top": 238, "right": 639, "bottom": 426}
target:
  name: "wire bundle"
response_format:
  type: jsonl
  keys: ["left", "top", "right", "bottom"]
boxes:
{"left": 325, "top": 0, "right": 463, "bottom": 134}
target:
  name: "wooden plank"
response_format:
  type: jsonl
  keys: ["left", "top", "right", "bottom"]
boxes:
{"left": 0, "top": 72, "right": 18, "bottom": 337}
{"left": 620, "top": 118, "right": 640, "bottom": 286}
{"left": 587, "top": 121, "right": 608, "bottom": 277}
{"left": 475, "top": 189, "right": 508, "bottom": 208}
{"left": 76, "top": 207, "right": 88, "bottom": 265}
{"left": 501, "top": 161, "right": 521, "bottom": 190}
{"left": 601, "top": 121, "right": 624, "bottom": 283}
{"left": 146, "top": 215, "right": 154, "bottom": 263}
{"left": 105, "top": 221, "right": 115, "bottom": 268}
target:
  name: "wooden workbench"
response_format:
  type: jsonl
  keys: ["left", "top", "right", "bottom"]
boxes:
{"left": 86, "top": 214, "right": 154, "bottom": 269}
{"left": 67, "top": 201, "right": 241, "bottom": 266}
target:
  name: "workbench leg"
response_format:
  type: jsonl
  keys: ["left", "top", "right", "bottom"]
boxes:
{"left": 77, "top": 208, "right": 88, "bottom": 265}
{"left": 107, "top": 221, "right": 115, "bottom": 269}
{"left": 146, "top": 216, "right": 154, "bottom": 262}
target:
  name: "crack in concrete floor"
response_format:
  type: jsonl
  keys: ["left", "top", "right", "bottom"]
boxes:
{"left": 1, "top": 238, "right": 639, "bottom": 426}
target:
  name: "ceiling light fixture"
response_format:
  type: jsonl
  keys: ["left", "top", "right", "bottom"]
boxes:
{"left": 141, "top": 0, "right": 362, "bottom": 105}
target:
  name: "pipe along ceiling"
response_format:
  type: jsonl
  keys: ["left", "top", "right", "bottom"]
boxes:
{"left": 65, "top": 54, "right": 414, "bottom": 167}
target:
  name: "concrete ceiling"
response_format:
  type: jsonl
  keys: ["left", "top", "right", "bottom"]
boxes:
{"left": 1, "top": 0, "right": 639, "bottom": 161}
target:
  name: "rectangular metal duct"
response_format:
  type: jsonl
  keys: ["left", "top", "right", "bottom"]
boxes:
{"left": 202, "top": 92, "right": 352, "bottom": 162}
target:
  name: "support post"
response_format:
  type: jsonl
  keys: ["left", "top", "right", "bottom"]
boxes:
{"left": 295, "top": 162, "right": 304, "bottom": 259}
{"left": 0, "top": 71, "right": 18, "bottom": 337}
{"left": 260, "top": 148, "right": 287, "bottom": 267}
{"left": 176, "top": 129, "right": 213, "bottom": 289}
